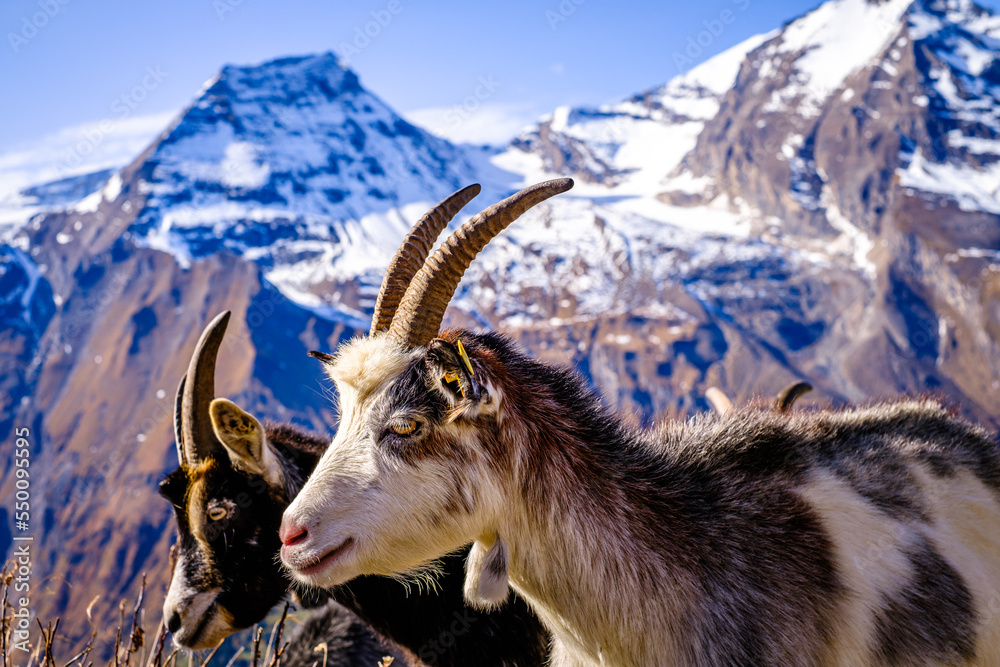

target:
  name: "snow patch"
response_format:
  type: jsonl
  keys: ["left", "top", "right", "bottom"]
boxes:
{"left": 221, "top": 142, "right": 270, "bottom": 188}
{"left": 74, "top": 190, "right": 102, "bottom": 213}
{"left": 679, "top": 31, "right": 777, "bottom": 96}
{"left": 103, "top": 172, "right": 123, "bottom": 202}
{"left": 821, "top": 185, "right": 876, "bottom": 280}
{"left": 899, "top": 148, "right": 1000, "bottom": 214}
{"left": 772, "top": 0, "right": 912, "bottom": 117}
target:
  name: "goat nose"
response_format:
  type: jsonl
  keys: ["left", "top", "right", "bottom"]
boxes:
{"left": 166, "top": 610, "right": 182, "bottom": 634}
{"left": 279, "top": 518, "right": 308, "bottom": 546}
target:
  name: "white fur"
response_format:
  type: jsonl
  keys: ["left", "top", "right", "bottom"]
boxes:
{"left": 464, "top": 536, "right": 511, "bottom": 609}
{"left": 162, "top": 553, "right": 233, "bottom": 650}
{"left": 283, "top": 337, "right": 504, "bottom": 588}
{"left": 796, "top": 470, "right": 914, "bottom": 665}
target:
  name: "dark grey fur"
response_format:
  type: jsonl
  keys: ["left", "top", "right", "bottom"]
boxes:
{"left": 328, "top": 330, "right": 999, "bottom": 665}
{"left": 872, "top": 536, "right": 976, "bottom": 665}
{"left": 278, "top": 602, "right": 404, "bottom": 667}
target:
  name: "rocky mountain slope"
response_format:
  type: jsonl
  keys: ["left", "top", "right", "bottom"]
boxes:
{"left": 497, "top": 0, "right": 1000, "bottom": 420}
{"left": 1, "top": 0, "right": 999, "bottom": 653}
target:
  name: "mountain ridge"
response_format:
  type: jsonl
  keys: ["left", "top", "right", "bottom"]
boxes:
{"left": 1, "top": 0, "right": 999, "bottom": 653}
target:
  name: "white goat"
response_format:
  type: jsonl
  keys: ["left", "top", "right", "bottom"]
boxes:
{"left": 280, "top": 179, "right": 1000, "bottom": 666}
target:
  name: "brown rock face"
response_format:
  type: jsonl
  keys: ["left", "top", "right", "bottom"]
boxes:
{"left": 652, "top": 0, "right": 1000, "bottom": 421}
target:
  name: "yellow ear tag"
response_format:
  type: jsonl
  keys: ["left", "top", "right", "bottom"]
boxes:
{"left": 443, "top": 370, "right": 465, "bottom": 399}
{"left": 456, "top": 339, "right": 474, "bottom": 376}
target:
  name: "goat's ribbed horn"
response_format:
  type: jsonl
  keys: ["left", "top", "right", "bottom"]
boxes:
{"left": 174, "top": 374, "right": 186, "bottom": 466}
{"left": 774, "top": 381, "right": 812, "bottom": 413}
{"left": 387, "top": 178, "right": 574, "bottom": 348}
{"left": 370, "top": 184, "right": 482, "bottom": 335}
{"left": 181, "top": 310, "right": 231, "bottom": 462}
{"left": 706, "top": 387, "right": 733, "bottom": 416}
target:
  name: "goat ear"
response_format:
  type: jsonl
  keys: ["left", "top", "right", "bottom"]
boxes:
{"left": 426, "top": 338, "right": 485, "bottom": 409}
{"left": 209, "top": 399, "right": 284, "bottom": 489}
{"left": 464, "top": 535, "right": 510, "bottom": 611}
{"left": 308, "top": 350, "right": 336, "bottom": 365}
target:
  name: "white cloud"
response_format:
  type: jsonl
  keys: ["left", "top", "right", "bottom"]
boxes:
{"left": 0, "top": 110, "right": 177, "bottom": 199}
{"left": 403, "top": 102, "right": 540, "bottom": 146}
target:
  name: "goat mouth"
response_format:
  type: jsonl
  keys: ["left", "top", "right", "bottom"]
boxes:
{"left": 296, "top": 537, "right": 355, "bottom": 577}
{"left": 177, "top": 600, "right": 217, "bottom": 649}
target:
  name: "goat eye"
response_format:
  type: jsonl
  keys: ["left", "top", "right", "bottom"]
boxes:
{"left": 208, "top": 506, "right": 228, "bottom": 521}
{"left": 390, "top": 419, "right": 418, "bottom": 436}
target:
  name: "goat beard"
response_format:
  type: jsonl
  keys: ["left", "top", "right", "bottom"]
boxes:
{"left": 387, "top": 556, "right": 447, "bottom": 596}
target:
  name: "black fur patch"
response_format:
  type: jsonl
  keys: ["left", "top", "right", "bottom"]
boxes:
{"left": 814, "top": 434, "right": 928, "bottom": 522}
{"left": 265, "top": 423, "right": 328, "bottom": 456}
{"left": 872, "top": 536, "right": 976, "bottom": 665}
{"left": 375, "top": 360, "right": 461, "bottom": 465}
{"left": 654, "top": 441, "right": 841, "bottom": 665}
{"left": 168, "top": 459, "right": 288, "bottom": 631}
{"left": 278, "top": 601, "right": 403, "bottom": 667}
{"left": 159, "top": 468, "right": 189, "bottom": 510}
{"left": 161, "top": 418, "right": 550, "bottom": 666}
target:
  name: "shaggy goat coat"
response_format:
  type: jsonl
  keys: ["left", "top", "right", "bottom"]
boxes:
{"left": 287, "top": 330, "right": 1000, "bottom": 666}
{"left": 161, "top": 417, "right": 549, "bottom": 665}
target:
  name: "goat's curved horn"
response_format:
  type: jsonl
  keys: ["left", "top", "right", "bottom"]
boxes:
{"left": 387, "top": 178, "right": 574, "bottom": 348}
{"left": 705, "top": 387, "right": 733, "bottom": 416}
{"left": 773, "top": 381, "right": 812, "bottom": 413}
{"left": 370, "top": 184, "right": 482, "bottom": 335}
{"left": 174, "top": 374, "right": 186, "bottom": 466}
{"left": 181, "top": 311, "right": 231, "bottom": 462}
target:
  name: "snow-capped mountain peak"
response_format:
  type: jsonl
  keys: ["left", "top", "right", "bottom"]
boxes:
{"left": 128, "top": 52, "right": 478, "bottom": 310}
{"left": 763, "top": 0, "right": 914, "bottom": 118}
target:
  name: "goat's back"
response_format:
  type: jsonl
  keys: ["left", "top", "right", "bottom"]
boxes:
{"left": 637, "top": 400, "right": 1000, "bottom": 666}
{"left": 279, "top": 601, "right": 409, "bottom": 667}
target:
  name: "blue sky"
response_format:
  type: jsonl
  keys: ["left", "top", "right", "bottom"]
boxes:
{"left": 3, "top": 0, "right": 1000, "bottom": 177}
